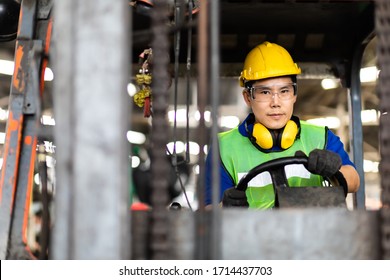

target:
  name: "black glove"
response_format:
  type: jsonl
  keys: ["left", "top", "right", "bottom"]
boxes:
{"left": 222, "top": 187, "right": 249, "bottom": 207}
{"left": 304, "top": 149, "right": 342, "bottom": 178}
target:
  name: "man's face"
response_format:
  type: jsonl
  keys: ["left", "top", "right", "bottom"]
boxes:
{"left": 243, "top": 76, "right": 297, "bottom": 130}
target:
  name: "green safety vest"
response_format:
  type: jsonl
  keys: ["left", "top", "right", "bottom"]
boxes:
{"left": 219, "top": 121, "right": 327, "bottom": 209}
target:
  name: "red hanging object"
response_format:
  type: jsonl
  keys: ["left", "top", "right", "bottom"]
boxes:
{"left": 143, "top": 96, "right": 151, "bottom": 118}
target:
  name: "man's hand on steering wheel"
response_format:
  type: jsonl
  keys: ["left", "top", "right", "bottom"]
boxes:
{"left": 295, "top": 149, "right": 342, "bottom": 178}
{"left": 222, "top": 187, "right": 249, "bottom": 207}
{"left": 223, "top": 150, "right": 343, "bottom": 208}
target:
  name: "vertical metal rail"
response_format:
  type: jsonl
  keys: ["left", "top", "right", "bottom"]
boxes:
{"left": 12, "top": 1, "right": 53, "bottom": 260}
{"left": 172, "top": 0, "right": 183, "bottom": 164}
{"left": 210, "top": 0, "right": 221, "bottom": 260}
{"left": 172, "top": 0, "right": 189, "bottom": 167}
{"left": 185, "top": 1, "right": 193, "bottom": 164}
{"left": 348, "top": 46, "right": 366, "bottom": 209}
{"left": 375, "top": 0, "right": 390, "bottom": 260}
{"left": 0, "top": 0, "right": 53, "bottom": 260}
{"left": 0, "top": 0, "right": 36, "bottom": 260}
{"left": 37, "top": 144, "right": 49, "bottom": 259}
{"left": 196, "top": 0, "right": 209, "bottom": 259}
{"left": 51, "top": 0, "right": 130, "bottom": 259}
{"left": 150, "top": 1, "right": 171, "bottom": 260}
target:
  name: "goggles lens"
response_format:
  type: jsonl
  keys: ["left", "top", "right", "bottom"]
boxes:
{"left": 249, "top": 83, "right": 296, "bottom": 102}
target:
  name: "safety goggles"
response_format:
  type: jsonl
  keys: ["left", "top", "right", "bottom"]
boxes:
{"left": 248, "top": 83, "right": 297, "bottom": 102}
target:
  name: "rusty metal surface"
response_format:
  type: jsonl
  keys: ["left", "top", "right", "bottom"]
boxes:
{"left": 7, "top": 39, "right": 42, "bottom": 260}
{"left": 0, "top": 0, "right": 42, "bottom": 260}
{"left": 376, "top": 0, "right": 390, "bottom": 260}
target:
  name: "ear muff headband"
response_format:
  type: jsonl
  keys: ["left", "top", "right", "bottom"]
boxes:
{"left": 250, "top": 116, "right": 300, "bottom": 151}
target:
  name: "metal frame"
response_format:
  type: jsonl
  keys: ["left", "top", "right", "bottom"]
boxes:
{"left": 0, "top": 0, "right": 52, "bottom": 260}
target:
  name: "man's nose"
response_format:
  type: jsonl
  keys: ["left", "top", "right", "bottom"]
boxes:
{"left": 270, "top": 92, "right": 281, "bottom": 105}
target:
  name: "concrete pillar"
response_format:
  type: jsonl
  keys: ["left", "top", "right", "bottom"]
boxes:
{"left": 51, "top": 0, "right": 130, "bottom": 259}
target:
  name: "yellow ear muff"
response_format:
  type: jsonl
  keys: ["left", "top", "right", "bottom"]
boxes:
{"left": 253, "top": 123, "right": 274, "bottom": 149}
{"left": 280, "top": 120, "right": 299, "bottom": 149}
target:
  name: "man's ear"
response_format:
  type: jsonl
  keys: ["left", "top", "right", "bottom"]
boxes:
{"left": 242, "top": 89, "right": 251, "bottom": 106}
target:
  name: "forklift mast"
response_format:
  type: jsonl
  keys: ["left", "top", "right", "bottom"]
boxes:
{"left": 0, "top": 0, "right": 52, "bottom": 259}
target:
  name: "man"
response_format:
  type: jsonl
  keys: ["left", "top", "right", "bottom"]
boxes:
{"left": 205, "top": 41, "right": 360, "bottom": 209}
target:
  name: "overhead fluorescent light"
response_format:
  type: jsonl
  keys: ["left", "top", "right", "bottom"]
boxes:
{"left": 168, "top": 109, "right": 187, "bottom": 123}
{"left": 41, "top": 115, "right": 55, "bottom": 126}
{"left": 321, "top": 79, "right": 339, "bottom": 90}
{"left": 0, "top": 59, "right": 14, "bottom": 75}
{"left": 127, "top": 130, "right": 146, "bottom": 144}
{"left": 131, "top": 156, "right": 140, "bottom": 168}
{"left": 127, "top": 83, "right": 137, "bottom": 97}
{"left": 166, "top": 141, "right": 200, "bottom": 155}
{"left": 194, "top": 110, "right": 211, "bottom": 122}
{"left": 321, "top": 67, "right": 379, "bottom": 90}
{"left": 364, "top": 159, "right": 379, "bottom": 173}
{"left": 306, "top": 116, "right": 340, "bottom": 129}
{"left": 0, "top": 108, "right": 8, "bottom": 121}
{"left": 166, "top": 141, "right": 185, "bottom": 154}
{"left": 360, "top": 66, "right": 379, "bottom": 83}
{"left": 44, "top": 68, "right": 54, "bottom": 81}
{"left": 221, "top": 116, "right": 240, "bottom": 128}
{"left": 0, "top": 59, "right": 54, "bottom": 81}
{"left": 361, "top": 109, "right": 379, "bottom": 124}
{"left": 0, "top": 132, "right": 5, "bottom": 144}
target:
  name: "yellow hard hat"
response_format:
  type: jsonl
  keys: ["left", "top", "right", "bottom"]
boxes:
{"left": 239, "top": 41, "right": 301, "bottom": 87}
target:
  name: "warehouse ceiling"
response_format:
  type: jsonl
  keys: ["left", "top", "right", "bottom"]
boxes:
{"left": 130, "top": 0, "right": 378, "bottom": 159}
{"left": 0, "top": 0, "right": 379, "bottom": 163}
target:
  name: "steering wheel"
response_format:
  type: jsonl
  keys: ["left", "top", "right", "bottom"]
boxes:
{"left": 235, "top": 155, "right": 348, "bottom": 208}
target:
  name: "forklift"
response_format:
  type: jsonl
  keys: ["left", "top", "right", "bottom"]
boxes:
{"left": 0, "top": 0, "right": 388, "bottom": 260}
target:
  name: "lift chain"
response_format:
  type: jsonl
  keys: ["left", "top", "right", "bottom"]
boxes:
{"left": 376, "top": 0, "right": 390, "bottom": 260}
{"left": 150, "top": 1, "right": 171, "bottom": 260}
